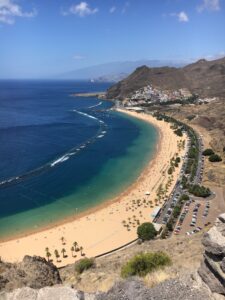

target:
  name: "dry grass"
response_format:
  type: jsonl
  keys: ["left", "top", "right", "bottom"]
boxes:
{"left": 144, "top": 267, "right": 176, "bottom": 288}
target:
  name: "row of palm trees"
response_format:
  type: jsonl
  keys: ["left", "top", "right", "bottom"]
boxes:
{"left": 45, "top": 240, "right": 84, "bottom": 263}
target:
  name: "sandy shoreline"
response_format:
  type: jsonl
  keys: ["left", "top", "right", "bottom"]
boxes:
{"left": 0, "top": 109, "right": 187, "bottom": 267}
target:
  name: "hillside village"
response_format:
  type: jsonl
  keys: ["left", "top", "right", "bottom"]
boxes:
{"left": 123, "top": 84, "right": 218, "bottom": 107}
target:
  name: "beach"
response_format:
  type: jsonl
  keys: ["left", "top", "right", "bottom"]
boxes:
{"left": 0, "top": 109, "right": 187, "bottom": 267}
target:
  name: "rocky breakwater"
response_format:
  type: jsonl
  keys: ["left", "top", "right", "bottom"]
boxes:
{"left": 198, "top": 213, "right": 225, "bottom": 296}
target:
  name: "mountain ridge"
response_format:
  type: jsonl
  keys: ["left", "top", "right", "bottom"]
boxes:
{"left": 58, "top": 59, "right": 187, "bottom": 81}
{"left": 106, "top": 57, "right": 225, "bottom": 99}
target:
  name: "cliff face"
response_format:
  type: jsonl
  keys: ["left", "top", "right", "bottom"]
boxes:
{"left": 106, "top": 57, "right": 225, "bottom": 99}
{"left": 1, "top": 277, "right": 212, "bottom": 300}
{"left": 198, "top": 213, "right": 225, "bottom": 295}
{"left": 0, "top": 256, "right": 61, "bottom": 292}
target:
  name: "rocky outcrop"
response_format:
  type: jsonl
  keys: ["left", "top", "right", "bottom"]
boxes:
{"left": 1, "top": 277, "right": 212, "bottom": 300}
{"left": 95, "top": 277, "right": 211, "bottom": 300}
{"left": 198, "top": 213, "right": 225, "bottom": 295}
{"left": 0, "top": 256, "right": 61, "bottom": 292}
{"left": 0, "top": 286, "right": 96, "bottom": 300}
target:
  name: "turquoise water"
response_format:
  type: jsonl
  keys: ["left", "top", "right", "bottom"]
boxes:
{"left": 0, "top": 111, "right": 157, "bottom": 239}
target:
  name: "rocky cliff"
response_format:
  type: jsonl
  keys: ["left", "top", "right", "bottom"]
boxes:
{"left": 0, "top": 256, "right": 61, "bottom": 292}
{"left": 198, "top": 213, "right": 225, "bottom": 295}
{"left": 106, "top": 57, "right": 225, "bottom": 99}
{"left": 1, "top": 276, "right": 212, "bottom": 300}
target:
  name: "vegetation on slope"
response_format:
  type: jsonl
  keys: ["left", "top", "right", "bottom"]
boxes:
{"left": 121, "top": 252, "right": 171, "bottom": 278}
{"left": 75, "top": 258, "right": 95, "bottom": 274}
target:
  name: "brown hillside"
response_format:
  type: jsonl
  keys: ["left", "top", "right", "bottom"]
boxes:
{"left": 106, "top": 57, "right": 225, "bottom": 99}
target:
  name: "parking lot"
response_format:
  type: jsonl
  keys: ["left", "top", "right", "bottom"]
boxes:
{"left": 174, "top": 197, "right": 212, "bottom": 236}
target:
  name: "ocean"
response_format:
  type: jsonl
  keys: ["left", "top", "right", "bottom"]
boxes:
{"left": 0, "top": 80, "right": 157, "bottom": 239}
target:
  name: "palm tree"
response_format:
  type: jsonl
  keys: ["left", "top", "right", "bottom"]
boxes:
{"left": 71, "top": 246, "right": 75, "bottom": 257}
{"left": 46, "top": 251, "right": 51, "bottom": 262}
{"left": 61, "top": 248, "right": 66, "bottom": 258}
{"left": 80, "top": 246, "right": 84, "bottom": 256}
{"left": 61, "top": 236, "right": 66, "bottom": 245}
{"left": 73, "top": 241, "right": 79, "bottom": 252}
{"left": 54, "top": 249, "right": 60, "bottom": 262}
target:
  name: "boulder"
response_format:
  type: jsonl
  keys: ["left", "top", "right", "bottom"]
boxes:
{"left": 202, "top": 227, "right": 225, "bottom": 256}
{"left": 0, "top": 286, "right": 96, "bottom": 300}
{"left": 218, "top": 214, "right": 225, "bottom": 223}
{"left": 198, "top": 214, "right": 225, "bottom": 296}
{"left": 198, "top": 261, "right": 225, "bottom": 295}
{"left": 0, "top": 256, "right": 61, "bottom": 292}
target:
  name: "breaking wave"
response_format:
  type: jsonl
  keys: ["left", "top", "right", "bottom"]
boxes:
{"left": 88, "top": 101, "right": 103, "bottom": 109}
{"left": 0, "top": 109, "right": 107, "bottom": 189}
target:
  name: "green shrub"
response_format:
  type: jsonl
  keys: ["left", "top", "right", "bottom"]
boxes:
{"left": 202, "top": 148, "right": 214, "bottom": 156}
{"left": 121, "top": 252, "right": 171, "bottom": 278}
{"left": 209, "top": 154, "right": 222, "bottom": 162}
{"left": 173, "top": 206, "right": 182, "bottom": 218}
{"left": 137, "top": 222, "right": 157, "bottom": 241}
{"left": 179, "top": 194, "right": 189, "bottom": 201}
{"left": 75, "top": 258, "right": 94, "bottom": 274}
{"left": 188, "top": 184, "right": 211, "bottom": 198}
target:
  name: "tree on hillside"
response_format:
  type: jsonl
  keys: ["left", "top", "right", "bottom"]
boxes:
{"left": 202, "top": 148, "right": 214, "bottom": 156}
{"left": 209, "top": 154, "right": 222, "bottom": 162}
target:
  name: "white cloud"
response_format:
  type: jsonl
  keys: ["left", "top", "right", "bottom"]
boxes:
{"left": 178, "top": 11, "right": 189, "bottom": 22}
{"left": 109, "top": 6, "right": 116, "bottom": 13}
{"left": 67, "top": 2, "right": 98, "bottom": 17}
{"left": 198, "top": 0, "right": 220, "bottom": 12}
{"left": 170, "top": 11, "right": 189, "bottom": 22}
{"left": 73, "top": 54, "right": 85, "bottom": 60}
{"left": 0, "top": 0, "right": 37, "bottom": 25}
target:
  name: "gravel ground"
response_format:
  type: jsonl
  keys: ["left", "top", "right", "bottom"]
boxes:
{"left": 96, "top": 276, "right": 212, "bottom": 300}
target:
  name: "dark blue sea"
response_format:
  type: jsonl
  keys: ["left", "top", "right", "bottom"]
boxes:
{"left": 0, "top": 80, "right": 157, "bottom": 238}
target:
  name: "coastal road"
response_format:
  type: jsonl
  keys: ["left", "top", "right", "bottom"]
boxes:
{"left": 154, "top": 128, "right": 203, "bottom": 225}
{"left": 194, "top": 133, "right": 204, "bottom": 185}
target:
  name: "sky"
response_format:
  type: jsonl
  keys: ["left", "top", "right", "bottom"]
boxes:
{"left": 0, "top": 0, "right": 225, "bottom": 78}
